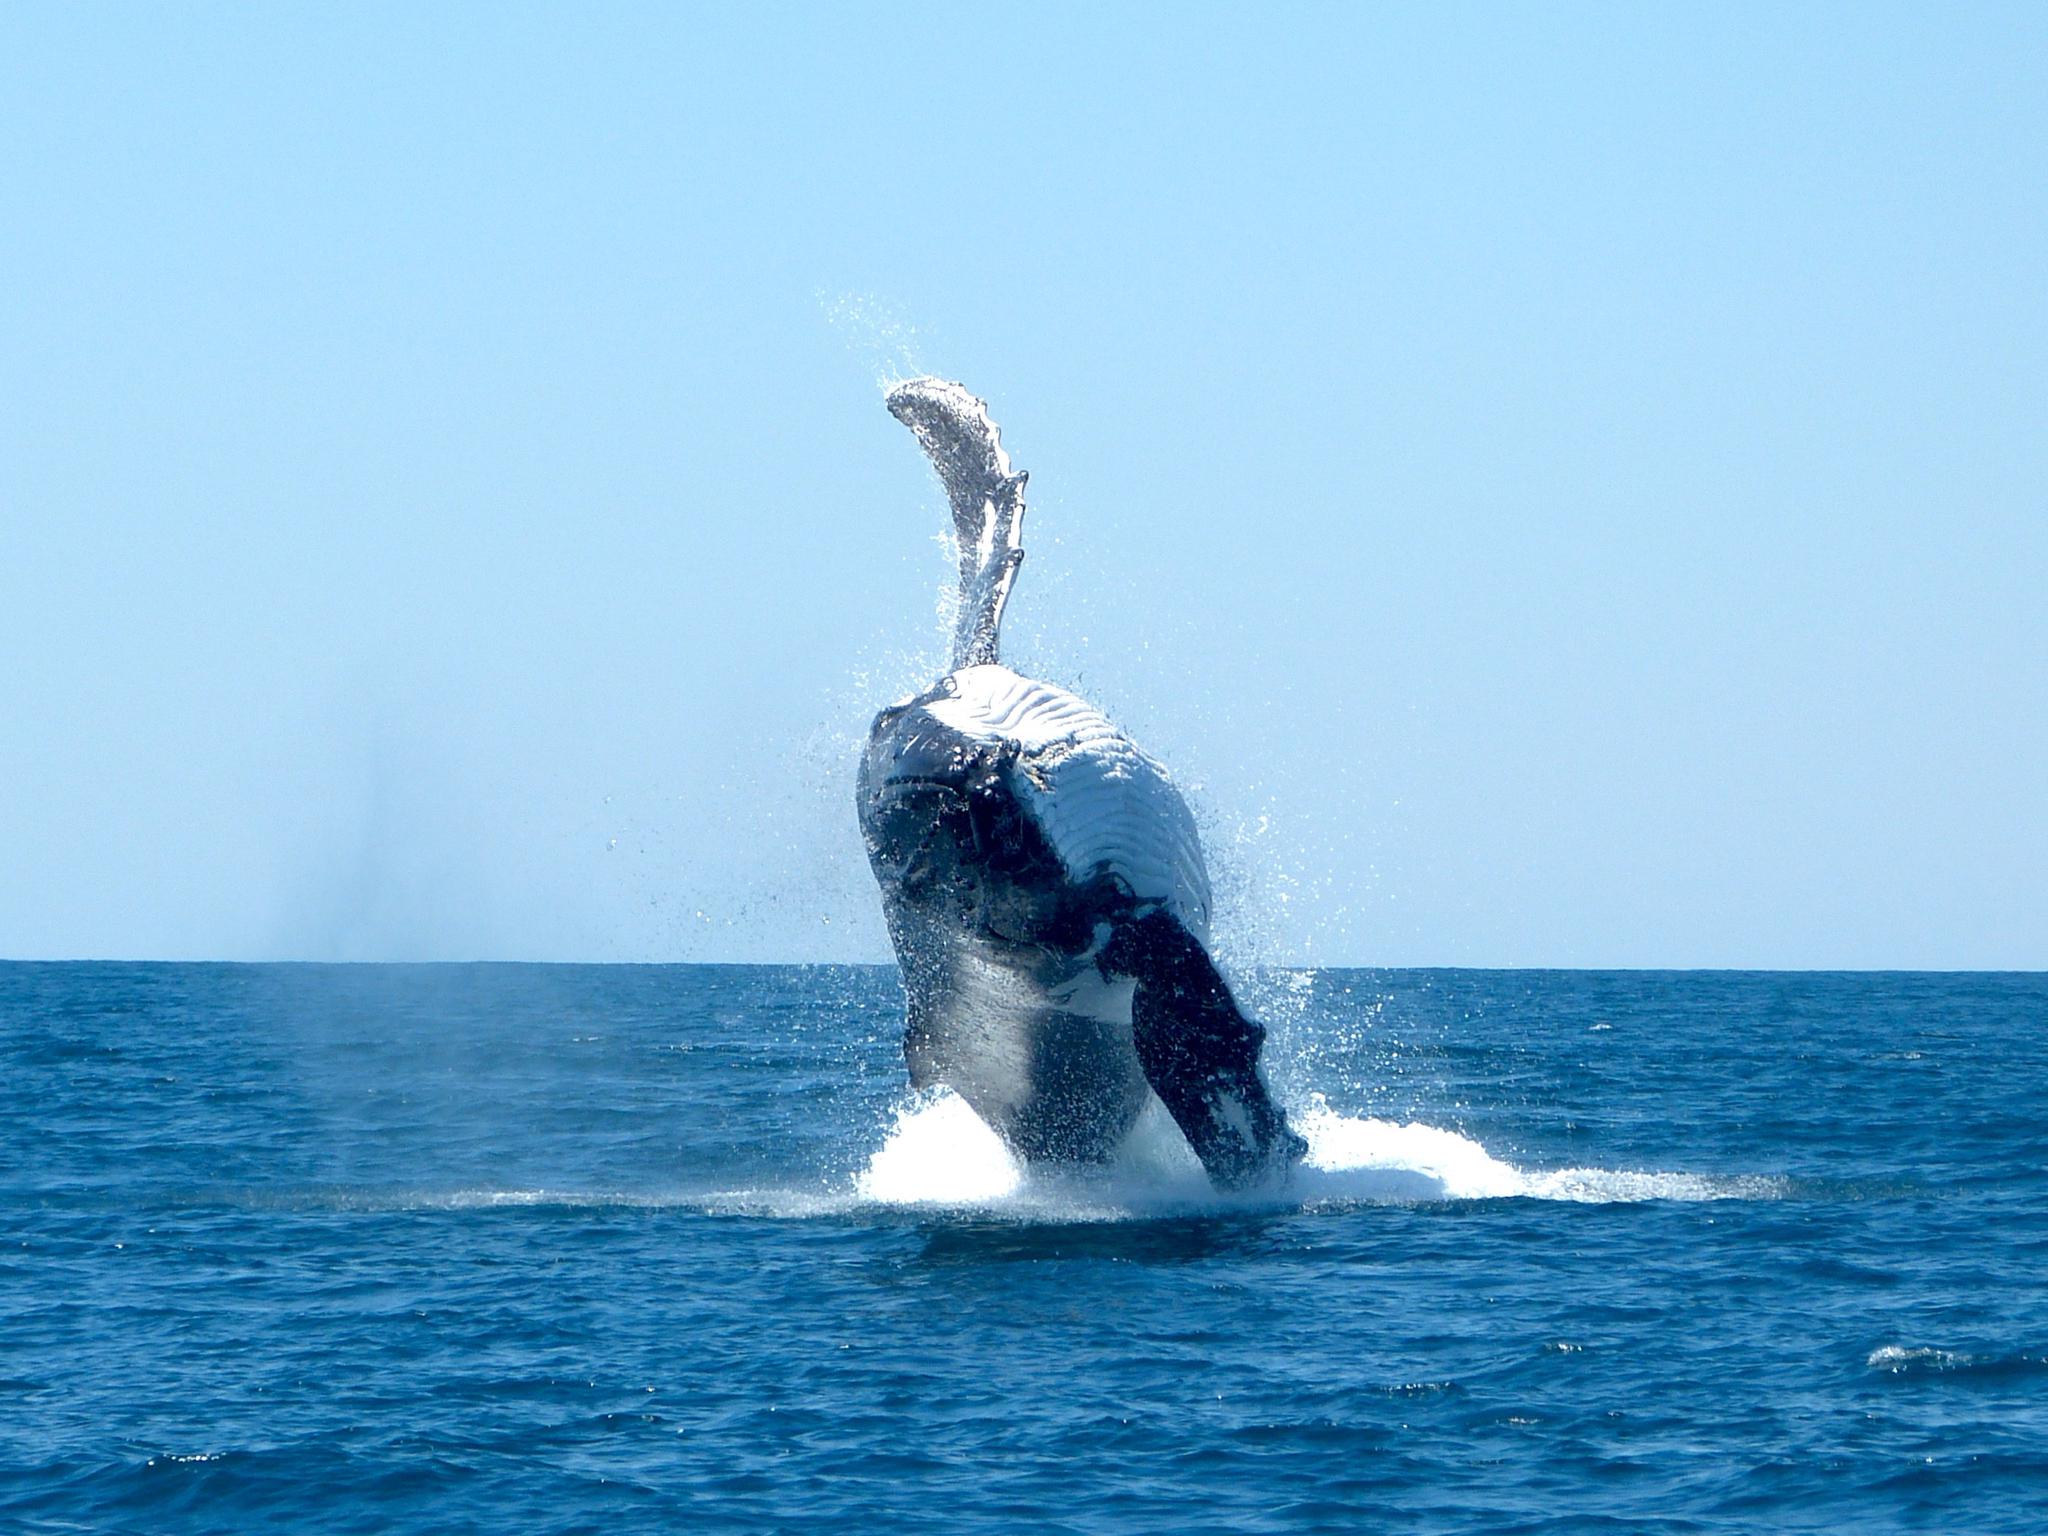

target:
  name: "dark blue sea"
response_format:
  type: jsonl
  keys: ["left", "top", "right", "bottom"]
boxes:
{"left": 4, "top": 963, "right": 2045, "bottom": 1533}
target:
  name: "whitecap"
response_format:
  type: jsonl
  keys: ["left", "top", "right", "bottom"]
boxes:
{"left": 1867, "top": 1344, "right": 1969, "bottom": 1373}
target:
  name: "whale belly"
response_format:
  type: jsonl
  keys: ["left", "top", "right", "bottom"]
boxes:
{"left": 864, "top": 376, "right": 1306, "bottom": 1189}
{"left": 859, "top": 665, "right": 1218, "bottom": 1166}
{"left": 896, "top": 921, "right": 1147, "bottom": 1163}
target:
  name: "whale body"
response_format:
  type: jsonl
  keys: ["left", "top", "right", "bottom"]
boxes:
{"left": 857, "top": 379, "right": 1302, "bottom": 1189}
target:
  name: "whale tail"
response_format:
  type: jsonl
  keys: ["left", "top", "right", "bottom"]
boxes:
{"left": 887, "top": 377, "right": 1029, "bottom": 670}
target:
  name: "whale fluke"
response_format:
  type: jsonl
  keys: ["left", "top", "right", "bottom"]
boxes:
{"left": 886, "top": 376, "right": 1029, "bottom": 669}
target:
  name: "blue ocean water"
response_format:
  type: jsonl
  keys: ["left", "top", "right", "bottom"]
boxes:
{"left": 3, "top": 963, "right": 2044, "bottom": 1533}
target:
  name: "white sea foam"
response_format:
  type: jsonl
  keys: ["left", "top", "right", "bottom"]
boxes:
{"left": 849, "top": 1088, "right": 1784, "bottom": 1216}
{"left": 855, "top": 1089, "right": 1025, "bottom": 1204}
{"left": 310, "top": 1091, "right": 1778, "bottom": 1222}
{"left": 1867, "top": 1344, "right": 1968, "bottom": 1373}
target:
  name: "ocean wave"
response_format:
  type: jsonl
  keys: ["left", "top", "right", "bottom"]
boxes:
{"left": 1867, "top": 1344, "right": 2048, "bottom": 1381}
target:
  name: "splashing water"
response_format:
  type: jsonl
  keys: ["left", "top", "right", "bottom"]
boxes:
{"left": 818, "top": 290, "right": 929, "bottom": 390}
{"left": 855, "top": 1090, "right": 1025, "bottom": 1204}
{"left": 850, "top": 1086, "right": 1782, "bottom": 1216}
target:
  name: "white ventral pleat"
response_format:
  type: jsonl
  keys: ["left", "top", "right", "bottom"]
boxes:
{"left": 922, "top": 665, "right": 1212, "bottom": 937}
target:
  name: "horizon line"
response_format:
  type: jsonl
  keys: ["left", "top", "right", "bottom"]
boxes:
{"left": 2, "top": 955, "right": 2041, "bottom": 977}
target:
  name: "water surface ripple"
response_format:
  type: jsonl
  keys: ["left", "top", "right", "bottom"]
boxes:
{"left": 4, "top": 963, "right": 2045, "bottom": 1532}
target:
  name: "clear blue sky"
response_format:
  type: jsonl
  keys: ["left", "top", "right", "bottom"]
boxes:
{"left": 3, "top": 4, "right": 2042, "bottom": 967}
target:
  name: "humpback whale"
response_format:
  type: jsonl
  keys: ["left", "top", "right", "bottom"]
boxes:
{"left": 857, "top": 378, "right": 1305, "bottom": 1190}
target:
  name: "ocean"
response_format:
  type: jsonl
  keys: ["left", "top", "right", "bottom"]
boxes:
{"left": 4, "top": 962, "right": 2044, "bottom": 1533}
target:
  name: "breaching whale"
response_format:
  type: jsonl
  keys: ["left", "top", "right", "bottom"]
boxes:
{"left": 856, "top": 378, "right": 1305, "bottom": 1190}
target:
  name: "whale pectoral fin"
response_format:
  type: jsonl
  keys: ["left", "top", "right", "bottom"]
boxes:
{"left": 886, "top": 377, "right": 1029, "bottom": 670}
{"left": 1101, "top": 912, "right": 1307, "bottom": 1191}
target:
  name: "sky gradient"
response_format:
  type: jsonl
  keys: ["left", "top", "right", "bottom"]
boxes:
{"left": 3, "top": 4, "right": 2042, "bottom": 967}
